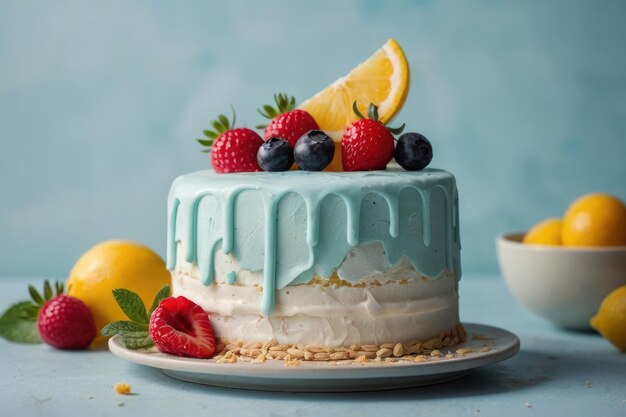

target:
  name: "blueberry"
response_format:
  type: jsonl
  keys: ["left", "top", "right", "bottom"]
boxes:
{"left": 257, "top": 137, "right": 294, "bottom": 171}
{"left": 394, "top": 133, "right": 433, "bottom": 171}
{"left": 293, "top": 130, "right": 335, "bottom": 171}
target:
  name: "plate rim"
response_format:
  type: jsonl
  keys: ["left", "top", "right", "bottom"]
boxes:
{"left": 108, "top": 322, "right": 520, "bottom": 380}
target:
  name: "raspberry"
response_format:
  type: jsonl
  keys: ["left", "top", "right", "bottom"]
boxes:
{"left": 149, "top": 296, "right": 216, "bottom": 359}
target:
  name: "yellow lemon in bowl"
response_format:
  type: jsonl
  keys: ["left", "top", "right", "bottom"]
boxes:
{"left": 590, "top": 285, "right": 626, "bottom": 352}
{"left": 562, "top": 193, "right": 626, "bottom": 247}
{"left": 66, "top": 240, "right": 171, "bottom": 344}
{"left": 523, "top": 218, "right": 562, "bottom": 246}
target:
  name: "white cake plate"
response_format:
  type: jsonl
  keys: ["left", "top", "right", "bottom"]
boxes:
{"left": 108, "top": 323, "right": 519, "bottom": 392}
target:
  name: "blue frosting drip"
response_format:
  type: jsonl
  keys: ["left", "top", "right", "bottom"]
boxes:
{"left": 226, "top": 271, "right": 237, "bottom": 285}
{"left": 167, "top": 168, "right": 461, "bottom": 315}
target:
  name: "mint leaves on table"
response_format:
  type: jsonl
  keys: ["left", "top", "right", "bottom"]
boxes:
{"left": 0, "top": 301, "right": 42, "bottom": 344}
{"left": 101, "top": 285, "right": 170, "bottom": 350}
{"left": 0, "top": 280, "right": 65, "bottom": 344}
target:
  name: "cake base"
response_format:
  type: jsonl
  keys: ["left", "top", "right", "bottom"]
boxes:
{"left": 173, "top": 261, "right": 461, "bottom": 348}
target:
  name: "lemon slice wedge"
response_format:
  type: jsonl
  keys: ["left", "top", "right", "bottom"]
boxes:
{"left": 299, "top": 38, "right": 410, "bottom": 140}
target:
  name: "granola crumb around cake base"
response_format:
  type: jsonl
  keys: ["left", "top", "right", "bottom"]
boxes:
{"left": 212, "top": 323, "right": 467, "bottom": 364}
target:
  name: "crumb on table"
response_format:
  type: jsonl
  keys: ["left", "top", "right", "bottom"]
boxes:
{"left": 114, "top": 383, "right": 132, "bottom": 395}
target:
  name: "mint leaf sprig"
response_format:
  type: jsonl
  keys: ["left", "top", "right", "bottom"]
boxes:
{"left": 0, "top": 280, "right": 65, "bottom": 344}
{"left": 101, "top": 285, "right": 170, "bottom": 350}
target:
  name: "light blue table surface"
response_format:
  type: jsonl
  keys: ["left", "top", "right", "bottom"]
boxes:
{"left": 1, "top": 274, "right": 624, "bottom": 417}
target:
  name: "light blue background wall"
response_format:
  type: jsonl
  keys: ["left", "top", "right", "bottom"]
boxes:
{"left": 1, "top": 0, "right": 625, "bottom": 277}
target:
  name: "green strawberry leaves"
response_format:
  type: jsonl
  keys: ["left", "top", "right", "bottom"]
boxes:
{"left": 196, "top": 106, "right": 237, "bottom": 151}
{"left": 101, "top": 285, "right": 170, "bottom": 350}
{"left": 256, "top": 93, "right": 296, "bottom": 129}
{"left": 28, "top": 285, "right": 45, "bottom": 306}
{"left": 0, "top": 279, "right": 65, "bottom": 344}
{"left": 351, "top": 101, "right": 405, "bottom": 135}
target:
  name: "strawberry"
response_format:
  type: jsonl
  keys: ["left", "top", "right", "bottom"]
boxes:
{"left": 257, "top": 93, "right": 319, "bottom": 146}
{"left": 149, "top": 296, "right": 216, "bottom": 359}
{"left": 196, "top": 108, "right": 263, "bottom": 173}
{"left": 38, "top": 295, "right": 97, "bottom": 350}
{"left": 341, "top": 102, "right": 405, "bottom": 171}
{"left": 14, "top": 280, "right": 97, "bottom": 349}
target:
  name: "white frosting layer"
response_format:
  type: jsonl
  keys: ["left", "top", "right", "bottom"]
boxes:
{"left": 172, "top": 242, "right": 460, "bottom": 346}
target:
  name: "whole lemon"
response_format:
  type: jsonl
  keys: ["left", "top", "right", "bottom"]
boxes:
{"left": 67, "top": 240, "right": 171, "bottom": 344}
{"left": 523, "top": 218, "right": 562, "bottom": 246}
{"left": 562, "top": 193, "right": 626, "bottom": 247}
{"left": 590, "top": 285, "right": 626, "bottom": 352}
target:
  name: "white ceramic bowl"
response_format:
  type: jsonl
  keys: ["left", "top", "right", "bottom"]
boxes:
{"left": 496, "top": 232, "right": 626, "bottom": 330}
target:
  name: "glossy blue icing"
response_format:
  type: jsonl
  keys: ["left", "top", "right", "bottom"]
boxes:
{"left": 167, "top": 168, "right": 461, "bottom": 314}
